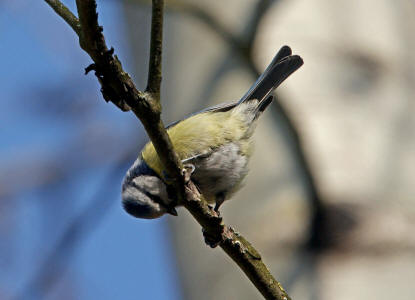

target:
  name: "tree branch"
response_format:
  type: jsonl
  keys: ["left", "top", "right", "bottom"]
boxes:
{"left": 45, "top": 0, "right": 81, "bottom": 35}
{"left": 47, "top": 0, "right": 291, "bottom": 299}
{"left": 146, "top": 0, "right": 164, "bottom": 95}
{"left": 183, "top": 183, "right": 291, "bottom": 300}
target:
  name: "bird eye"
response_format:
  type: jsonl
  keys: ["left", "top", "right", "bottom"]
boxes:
{"left": 146, "top": 192, "right": 163, "bottom": 205}
{"left": 166, "top": 185, "right": 176, "bottom": 200}
{"left": 162, "top": 170, "right": 175, "bottom": 184}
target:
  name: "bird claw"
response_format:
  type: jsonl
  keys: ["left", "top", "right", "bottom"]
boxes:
{"left": 213, "top": 192, "right": 225, "bottom": 213}
{"left": 182, "top": 164, "right": 195, "bottom": 183}
{"left": 84, "top": 63, "right": 97, "bottom": 75}
{"left": 202, "top": 228, "right": 221, "bottom": 248}
{"left": 166, "top": 207, "right": 178, "bottom": 216}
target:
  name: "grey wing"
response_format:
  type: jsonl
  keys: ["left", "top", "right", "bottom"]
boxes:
{"left": 166, "top": 101, "right": 238, "bottom": 129}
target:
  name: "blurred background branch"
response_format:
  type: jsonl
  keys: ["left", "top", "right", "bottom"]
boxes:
{"left": 14, "top": 153, "right": 133, "bottom": 300}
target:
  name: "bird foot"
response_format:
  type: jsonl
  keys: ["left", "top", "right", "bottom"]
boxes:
{"left": 182, "top": 163, "right": 195, "bottom": 183}
{"left": 202, "top": 228, "right": 222, "bottom": 248}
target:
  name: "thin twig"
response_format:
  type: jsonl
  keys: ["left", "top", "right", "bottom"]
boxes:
{"left": 146, "top": 0, "right": 164, "bottom": 95}
{"left": 47, "top": 0, "right": 292, "bottom": 298}
{"left": 45, "top": 0, "right": 81, "bottom": 35}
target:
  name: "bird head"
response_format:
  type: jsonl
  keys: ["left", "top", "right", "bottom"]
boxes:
{"left": 121, "top": 157, "right": 177, "bottom": 219}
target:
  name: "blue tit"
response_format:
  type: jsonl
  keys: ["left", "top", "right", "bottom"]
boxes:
{"left": 122, "top": 45, "right": 303, "bottom": 219}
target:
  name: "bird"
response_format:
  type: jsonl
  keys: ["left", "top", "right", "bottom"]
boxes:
{"left": 122, "top": 45, "right": 303, "bottom": 219}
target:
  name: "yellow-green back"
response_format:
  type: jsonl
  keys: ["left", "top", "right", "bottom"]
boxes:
{"left": 141, "top": 107, "right": 251, "bottom": 178}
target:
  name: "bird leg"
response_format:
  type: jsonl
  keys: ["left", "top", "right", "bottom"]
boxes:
{"left": 202, "top": 228, "right": 222, "bottom": 248}
{"left": 214, "top": 192, "right": 226, "bottom": 212}
{"left": 182, "top": 163, "right": 195, "bottom": 183}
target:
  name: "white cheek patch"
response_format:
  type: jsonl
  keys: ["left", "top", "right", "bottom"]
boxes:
{"left": 122, "top": 186, "right": 155, "bottom": 207}
{"left": 132, "top": 176, "right": 170, "bottom": 204}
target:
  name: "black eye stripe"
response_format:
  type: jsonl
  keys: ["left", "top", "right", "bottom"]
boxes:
{"left": 166, "top": 185, "right": 176, "bottom": 200}
{"left": 130, "top": 180, "right": 164, "bottom": 205}
{"left": 150, "top": 194, "right": 164, "bottom": 205}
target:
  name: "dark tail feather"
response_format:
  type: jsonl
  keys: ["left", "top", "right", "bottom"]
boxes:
{"left": 240, "top": 46, "right": 292, "bottom": 103}
{"left": 238, "top": 46, "right": 303, "bottom": 107}
{"left": 256, "top": 95, "right": 274, "bottom": 114}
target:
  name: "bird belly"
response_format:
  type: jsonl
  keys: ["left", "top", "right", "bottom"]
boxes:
{"left": 191, "top": 142, "right": 250, "bottom": 204}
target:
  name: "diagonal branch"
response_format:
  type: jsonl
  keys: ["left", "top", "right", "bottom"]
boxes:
{"left": 46, "top": 0, "right": 292, "bottom": 299}
{"left": 74, "top": 0, "right": 184, "bottom": 189}
{"left": 183, "top": 183, "right": 291, "bottom": 300}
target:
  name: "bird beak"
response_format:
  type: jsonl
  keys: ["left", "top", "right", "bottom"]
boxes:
{"left": 167, "top": 207, "right": 178, "bottom": 216}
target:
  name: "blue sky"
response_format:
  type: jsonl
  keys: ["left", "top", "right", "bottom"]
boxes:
{"left": 0, "top": 1, "right": 181, "bottom": 299}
